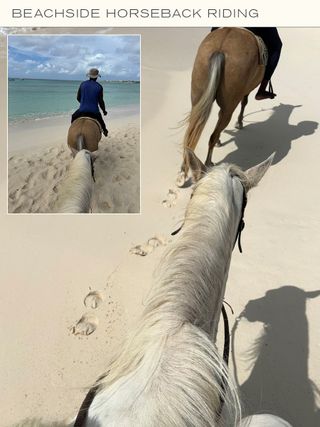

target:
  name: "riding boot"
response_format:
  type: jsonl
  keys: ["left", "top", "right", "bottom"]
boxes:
{"left": 255, "top": 79, "right": 277, "bottom": 100}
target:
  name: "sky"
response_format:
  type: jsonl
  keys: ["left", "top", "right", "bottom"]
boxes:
{"left": 8, "top": 35, "right": 140, "bottom": 81}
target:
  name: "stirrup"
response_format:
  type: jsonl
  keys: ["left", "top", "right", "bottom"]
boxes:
{"left": 268, "top": 80, "right": 276, "bottom": 98}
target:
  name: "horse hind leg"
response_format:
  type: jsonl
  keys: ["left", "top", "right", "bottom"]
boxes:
{"left": 235, "top": 95, "right": 249, "bottom": 130}
{"left": 205, "top": 109, "right": 233, "bottom": 167}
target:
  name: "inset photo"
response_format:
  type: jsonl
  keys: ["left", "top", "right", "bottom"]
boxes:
{"left": 8, "top": 34, "right": 141, "bottom": 214}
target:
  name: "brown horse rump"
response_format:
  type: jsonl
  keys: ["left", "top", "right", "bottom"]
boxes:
{"left": 74, "top": 116, "right": 102, "bottom": 133}
{"left": 213, "top": 27, "right": 268, "bottom": 66}
{"left": 67, "top": 117, "right": 102, "bottom": 153}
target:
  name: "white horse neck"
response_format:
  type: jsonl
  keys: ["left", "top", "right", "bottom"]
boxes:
{"left": 87, "top": 165, "right": 244, "bottom": 427}
{"left": 146, "top": 166, "right": 244, "bottom": 337}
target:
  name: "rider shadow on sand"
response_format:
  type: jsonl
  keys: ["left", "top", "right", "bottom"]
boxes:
{"left": 218, "top": 103, "right": 318, "bottom": 169}
{"left": 237, "top": 286, "right": 320, "bottom": 427}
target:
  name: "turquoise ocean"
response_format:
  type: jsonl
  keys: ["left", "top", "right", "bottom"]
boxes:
{"left": 8, "top": 78, "right": 140, "bottom": 123}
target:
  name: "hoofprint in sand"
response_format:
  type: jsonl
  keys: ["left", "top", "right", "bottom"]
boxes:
{"left": 8, "top": 115, "right": 140, "bottom": 213}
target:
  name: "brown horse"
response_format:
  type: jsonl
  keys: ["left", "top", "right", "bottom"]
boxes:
{"left": 180, "top": 27, "right": 266, "bottom": 181}
{"left": 67, "top": 117, "right": 102, "bottom": 155}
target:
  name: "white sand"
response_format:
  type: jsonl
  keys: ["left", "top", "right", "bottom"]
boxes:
{"left": 8, "top": 112, "right": 140, "bottom": 213}
{"left": 1, "top": 28, "right": 320, "bottom": 426}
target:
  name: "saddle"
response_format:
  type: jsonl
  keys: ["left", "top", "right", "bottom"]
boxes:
{"left": 241, "top": 28, "right": 268, "bottom": 66}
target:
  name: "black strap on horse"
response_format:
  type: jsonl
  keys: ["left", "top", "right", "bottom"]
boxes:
{"left": 233, "top": 191, "right": 247, "bottom": 253}
{"left": 217, "top": 190, "right": 247, "bottom": 418}
{"left": 74, "top": 385, "right": 99, "bottom": 427}
{"left": 90, "top": 156, "right": 96, "bottom": 182}
{"left": 171, "top": 223, "right": 183, "bottom": 236}
{"left": 216, "top": 301, "right": 234, "bottom": 420}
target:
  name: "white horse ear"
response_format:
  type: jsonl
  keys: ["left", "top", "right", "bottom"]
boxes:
{"left": 244, "top": 152, "right": 275, "bottom": 190}
{"left": 186, "top": 149, "right": 207, "bottom": 182}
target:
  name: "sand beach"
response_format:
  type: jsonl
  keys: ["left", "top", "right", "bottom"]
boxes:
{"left": 8, "top": 111, "right": 140, "bottom": 213}
{"left": 1, "top": 27, "right": 320, "bottom": 426}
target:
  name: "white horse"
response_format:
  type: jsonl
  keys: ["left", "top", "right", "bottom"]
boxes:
{"left": 16, "top": 151, "right": 292, "bottom": 426}
{"left": 14, "top": 414, "right": 292, "bottom": 427}
{"left": 74, "top": 150, "right": 274, "bottom": 426}
{"left": 56, "top": 149, "right": 94, "bottom": 213}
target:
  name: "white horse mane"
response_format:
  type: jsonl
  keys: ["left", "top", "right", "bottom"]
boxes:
{"left": 56, "top": 150, "right": 94, "bottom": 214}
{"left": 86, "top": 164, "right": 249, "bottom": 427}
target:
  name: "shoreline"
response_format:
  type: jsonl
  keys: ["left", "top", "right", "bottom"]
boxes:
{"left": 8, "top": 107, "right": 140, "bottom": 154}
{"left": 8, "top": 103, "right": 140, "bottom": 127}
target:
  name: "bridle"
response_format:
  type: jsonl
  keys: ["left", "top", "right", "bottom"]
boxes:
{"left": 89, "top": 155, "right": 96, "bottom": 183}
{"left": 233, "top": 190, "right": 247, "bottom": 254}
{"left": 218, "top": 186, "right": 247, "bottom": 418}
{"left": 172, "top": 184, "right": 247, "bottom": 251}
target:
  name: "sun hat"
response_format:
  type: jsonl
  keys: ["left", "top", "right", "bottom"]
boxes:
{"left": 87, "top": 68, "right": 101, "bottom": 78}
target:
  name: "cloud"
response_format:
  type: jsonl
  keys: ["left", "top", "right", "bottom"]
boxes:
{"left": 8, "top": 35, "right": 140, "bottom": 81}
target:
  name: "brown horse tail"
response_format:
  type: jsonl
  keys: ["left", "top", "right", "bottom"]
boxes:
{"left": 182, "top": 52, "right": 224, "bottom": 171}
{"left": 76, "top": 134, "right": 86, "bottom": 151}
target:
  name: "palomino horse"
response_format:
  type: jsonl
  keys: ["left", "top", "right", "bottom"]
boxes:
{"left": 56, "top": 117, "right": 102, "bottom": 213}
{"left": 15, "top": 153, "right": 293, "bottom": 426}
{"left": 179, "top": 27, "right": 266, "bottom": 183}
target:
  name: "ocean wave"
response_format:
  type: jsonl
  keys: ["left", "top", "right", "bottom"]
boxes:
{"left": 9, "top": 104, "right": 139, "bottom": 126}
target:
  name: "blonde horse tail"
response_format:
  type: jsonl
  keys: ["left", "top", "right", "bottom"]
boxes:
{"left": 76, "top": 134, "right": 85, "bottom": 151}
{"left": 182, "top": 52, "right": 224, "bottom": 173}
{"left": 56, "top": 150, "right": 94, "bottom": 213}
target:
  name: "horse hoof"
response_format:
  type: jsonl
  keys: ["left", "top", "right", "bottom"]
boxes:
{"left": 216, "top": 140, "right": 222, "bottom": 147}
{"left": 235, "top": 122, "right": 243, "bottom": 130}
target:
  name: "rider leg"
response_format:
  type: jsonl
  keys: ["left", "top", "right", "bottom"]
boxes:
{"left": 249, "top": 28, "right": 282, "bottom": 100}
{"left": 95, "top": 113, "right": 108, "bottom": 137}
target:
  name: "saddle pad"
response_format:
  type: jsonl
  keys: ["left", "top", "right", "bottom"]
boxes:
{"left": 255, "top": 35, "right": 268, "bottom": 66}
{"left": 239, "top": 27, "right": 268, "bottom": 66}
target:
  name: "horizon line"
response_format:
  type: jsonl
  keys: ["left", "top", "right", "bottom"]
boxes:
{"left": 8, "top": 77, "right": 140, "bottom": 82}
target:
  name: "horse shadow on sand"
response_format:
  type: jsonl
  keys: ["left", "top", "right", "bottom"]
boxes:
{"left": 237, "top": 285, "right": 320, "bottom": 427}
{"left": 218, "top": 103, "right": 318, "bottom": 169}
